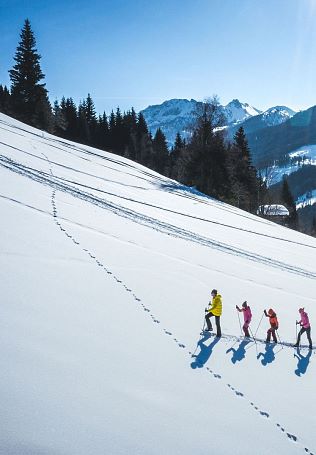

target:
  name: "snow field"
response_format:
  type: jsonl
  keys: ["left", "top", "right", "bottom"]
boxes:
{"left": 0, "top": 113, "right": 316, "bottom": 454}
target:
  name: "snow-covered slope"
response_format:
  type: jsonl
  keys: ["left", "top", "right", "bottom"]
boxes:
{"left": 267, "top": 145, "right": 316, "bottom": 185}
{"left": 1, "top": 113, "right": 316, "bottom": 455}
{"left": 263, "top": 145, "right": 316, "bottom": 207}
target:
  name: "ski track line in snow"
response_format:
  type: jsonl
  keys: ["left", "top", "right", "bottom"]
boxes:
{"left": 1, "top": 154, "right": 316, "bottom": 281}
{"left": 46, "top": 167, "right": 315, "bottom": 455}
{"left": 2, "top": 137, "right": 315, "bottom": 252}
{"left": 0, "top": 118, "right": 309, "bottom": 230}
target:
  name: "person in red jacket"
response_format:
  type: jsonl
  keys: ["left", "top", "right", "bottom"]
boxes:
{"left": 264, "top": 308, "right": 278, "bottom": 343}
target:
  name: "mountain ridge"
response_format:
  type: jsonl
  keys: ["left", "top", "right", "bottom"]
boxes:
{"left": 141, "top": 98, "right": 296, "bottom": 147}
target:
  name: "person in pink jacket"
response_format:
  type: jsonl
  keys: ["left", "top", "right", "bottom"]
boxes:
{"left": 236, "top": 301, "right": 252, "bottom": 338}
{"left": 294, "top": 308, "right": 312, "bottom": 349}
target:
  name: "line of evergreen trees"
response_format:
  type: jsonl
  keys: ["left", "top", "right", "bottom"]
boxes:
{"left": 1, "top": 19, "right": 300, "bottom": 222}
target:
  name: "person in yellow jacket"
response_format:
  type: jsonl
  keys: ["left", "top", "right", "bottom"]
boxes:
{"left": 205, "top": 289, "right": 222, "bottom": 337}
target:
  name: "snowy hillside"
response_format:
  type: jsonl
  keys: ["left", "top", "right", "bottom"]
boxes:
{"left": 264, "top": 144, "right": 316, "bottom": 208}
{"left": 267, "top": 145, "right": 316, "bottom": 185}
{"left": 1, "top": 113, "right": 316, "bottom": 455}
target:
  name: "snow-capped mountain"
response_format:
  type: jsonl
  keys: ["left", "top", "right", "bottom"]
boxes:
{"left": 261, "top": 106, "right": 296, "bottom": 127}
{"left": 141, "top": 98, "right": 295, "bottom": 147}
{"left": 224, "top": 98, "right": 262, "bottom": 124}
{"left": 1, "top": 113, "right": 316, "bottom": 454}
{"left": 141, "top": 98, "right": 199, "bottom": 146}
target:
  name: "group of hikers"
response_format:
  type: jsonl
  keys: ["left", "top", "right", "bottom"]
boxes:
{"left": 204, "top": 289, "right": 313, "bottom": 349}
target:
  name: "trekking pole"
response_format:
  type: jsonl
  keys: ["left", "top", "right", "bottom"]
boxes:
{"left": 202, "top": 314, "right": 206, "bottom": 334}
{"left": 295, "top": 321, "right": 299, "bottom": 347}
{"left": 237, "top": 310, "right": 242, "bottom": 336}
{"left": 276, "top": 330, "right": 284, "bottom": 349}
{"left": 249, "top": 326, "right": 257, "bottom": 345}
{"left": 191, "top": 311, "right": 206, "bottom": 358}
{"left": 254, "top": 312, "right": 265, "bottom": 338}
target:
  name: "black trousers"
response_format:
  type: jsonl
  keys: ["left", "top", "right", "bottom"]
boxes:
{"left": 205, "top": 312, "right": 221, "bottom": 337}
{"left": 297, "top": 327, "right": 312, "bottom": 347}
{"left": 266, "top": 327, "right": 277, "bottom": 343}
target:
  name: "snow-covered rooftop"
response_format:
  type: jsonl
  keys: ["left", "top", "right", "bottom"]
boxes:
{"left": 258, "top": 204, "right": 290, "bottom": 216}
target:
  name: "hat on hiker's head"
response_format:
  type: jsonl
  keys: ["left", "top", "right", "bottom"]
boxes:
{"left": 242, "top": 301, "right": 247, "bottom": 308}
{"left": 299, "top": 307, "right": 304, "bottom": 313}
{"left": 268, "top": 308, "right": 274, "bottom": 315}
{"left": 211, "top": 289, "right": 217, "bottom": 296}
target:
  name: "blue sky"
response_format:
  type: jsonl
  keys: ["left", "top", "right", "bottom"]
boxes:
{"left": 0, "top": 0, "right": 316, "bottom": 114}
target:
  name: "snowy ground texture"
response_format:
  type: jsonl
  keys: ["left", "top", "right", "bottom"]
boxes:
{"left": 0, "top": 113, "right": 316, "bottom": 455}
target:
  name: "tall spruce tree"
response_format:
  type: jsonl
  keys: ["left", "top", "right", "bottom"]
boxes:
{"left": 122, "top": 109, "right": 137, "bottom": 159}
{"left": 230, "top": 126, "right": 258, "bottom": 211}
{"left": 185, "top": 97, "right": 228, "bottom": 198}
{"left": 53, "top": 100, "right": 67, "bottom": 136}
{"left": 152, "top": 128, "right": 169, "bottom": 174}
{"left": 9, "top": 19, "right": 53, "bottom": 130}
{"left": 169, "top": 132, "right": 186, "bottom": 180}
{"left": 60, "top": 97, "right": 78, "bottom": 140}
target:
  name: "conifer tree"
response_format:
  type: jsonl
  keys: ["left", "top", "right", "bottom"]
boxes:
{"left": 122, "top": 108, "right": 137, "bottom": 159}
{"left": 9, "top": 19, "right": 53, "bottom": 130}
{"left": 85, "top": 93, "right": 97, "bottom": 125}
{"left": 84, "top": 93, "right": 98, "bottom": 145}
{"left": 108, "top": 110, "right": 116, "bottom": 150}
{"left": 169, "top": 133, "right": 187, "bottom": 181}
{"left": 95, "top": 112, "right": 109, "bottom": 150}
{"left": 53, "top": 100, "right": 67, "bottom": 136}
{"left": 281, "top": 176, "right": 298, "bottom": 228}
{"left": 77, "top": 100, "right": 90, "bottom": 143}
{"left": 185, "top": 97, "right": 228, "bottom": 198}
{"left": 152, "top": 128, "right": 169, "bottom": 174}
{"left": 60, "top": 97, "right": 78, "bottom": 140}
{"left": 0, "top": 85, "right": 11, "bottom": 114}
{"left": 135, "top": 112, "right": 150, "bottom": 163}
{"left": 230, "top": 126, "right": 258, "bottom": 211}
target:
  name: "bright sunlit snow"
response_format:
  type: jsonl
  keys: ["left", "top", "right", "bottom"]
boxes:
{"left": 0, "top": 113, "right": 315, "bottom": 455}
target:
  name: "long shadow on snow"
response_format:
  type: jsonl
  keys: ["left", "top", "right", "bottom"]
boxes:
{"left": 226, "top": 339, "right": 252, "bottom": 364}
{"left": 257, "top": 343, "right": 278, "bottom": 366}
{"left": 190, "top": 334, "right": 220, "bottom": 369}
{"left": 294, "top": 348, "right": 312, "bottom": 377}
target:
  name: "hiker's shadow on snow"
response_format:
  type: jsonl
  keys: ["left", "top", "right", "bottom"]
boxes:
{"left": 294, "top": 348, "right": 312, "bottom": 377}
{"left": 226, "top": 339, "right": 251, "bottom": 364}
{"left": 256, "top": 343, "right": 277, "bottom": 366}
{"left": 190, "top": 334, "right": 220, "bottom": 369}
